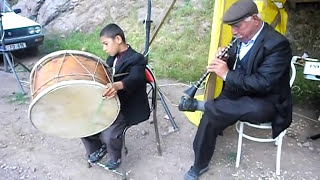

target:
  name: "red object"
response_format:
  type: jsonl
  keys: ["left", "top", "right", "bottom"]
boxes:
{"left": 145, "top": 69, "right": 154, "bottom": 83}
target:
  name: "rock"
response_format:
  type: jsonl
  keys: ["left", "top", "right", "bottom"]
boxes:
{"left": 167, "top": 126, "right": 175, "bottom": 134}
{"left": 0, "top": 143, "right": 7, "bottom": 148}
{"left": 141, "top": 130, "right": 149, "bottom": 136}
{"left": 302, "top": 141, "right": 312, "bottom": 147}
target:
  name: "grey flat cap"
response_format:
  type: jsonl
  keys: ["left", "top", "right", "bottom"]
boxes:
{"left": 223, "top": 0, "right": 258, "bottom": 25}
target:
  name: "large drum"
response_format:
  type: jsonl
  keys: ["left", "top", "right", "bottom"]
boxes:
{"left": 28, "top": 50, "right": 120, "bottom": 138}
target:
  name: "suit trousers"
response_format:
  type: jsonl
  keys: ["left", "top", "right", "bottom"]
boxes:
{"left": 81, "top": 112, "right": 127, "bottom": 161}
{"left": 192, "top": 92, "right": 276, "bottom": 172}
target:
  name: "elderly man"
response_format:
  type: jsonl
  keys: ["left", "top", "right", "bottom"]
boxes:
{"left": 182, "top": 0, "right": 292, "bottom": 179}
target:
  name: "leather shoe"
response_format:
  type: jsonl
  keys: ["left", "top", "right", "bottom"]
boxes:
{"left": 184, "top": 166, "right": 209, "bottom": 180}
{"left": 88, "top": 145, "right": 107, "bottom": 163}
{"left": 178, "top": 96, "right": 198, "bottom": 112}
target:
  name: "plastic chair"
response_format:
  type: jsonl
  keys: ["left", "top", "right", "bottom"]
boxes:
{"left": 235, "top": 61, "right": 296, "bottom": 175}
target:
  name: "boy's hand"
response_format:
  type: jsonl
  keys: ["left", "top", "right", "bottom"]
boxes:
{"left": 102, "top": 82, "right": 124, "bottom": 98}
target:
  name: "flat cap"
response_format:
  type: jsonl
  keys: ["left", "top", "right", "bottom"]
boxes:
{"left": 223, "top": 0, "right": 258, "bottom": 25}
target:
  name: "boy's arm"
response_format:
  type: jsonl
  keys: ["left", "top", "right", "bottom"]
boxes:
{"left": 102, "top": 81, "right": 124, "bottom": 98}
{"left": 103, "top": 54, "right": 146, "bottom": 98}
{"left": 120, "top": 54, "right": 147, "bottom": 93}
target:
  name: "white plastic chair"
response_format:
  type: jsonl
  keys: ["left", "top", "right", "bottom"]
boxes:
{"left": 235, "top": 61, "right": 296, "bottom": 175}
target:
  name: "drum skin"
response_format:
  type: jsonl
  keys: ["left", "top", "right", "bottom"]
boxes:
{"left": 28, "top": 50, "right": 120, "bottom": 138}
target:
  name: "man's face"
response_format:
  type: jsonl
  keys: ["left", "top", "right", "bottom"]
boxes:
{"left": 231, "top": 15, "right": 258, "bottom": 43}
{"left": 100, "top": 35, "right": 121, "bottom": 56}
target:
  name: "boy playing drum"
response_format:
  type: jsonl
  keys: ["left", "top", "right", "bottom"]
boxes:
{"left": 81, "top": 23, "right": 150, "bottom": 170}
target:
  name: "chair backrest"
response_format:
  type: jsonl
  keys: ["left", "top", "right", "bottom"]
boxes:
{"left": 145, "top": 69, "right": 154, "bottom": 83}
{"left": 145, "top": 65, "right": 156, "bottom": 83}
{"left": 290, "top": 61, "right": 296, "bottom": 88}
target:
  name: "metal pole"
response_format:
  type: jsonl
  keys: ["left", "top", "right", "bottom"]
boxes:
{"left": 143, "top": 0, "right": 152, "bottom": 62}
{"left": 0, "top": 5, "right": 26, "bottom": 94}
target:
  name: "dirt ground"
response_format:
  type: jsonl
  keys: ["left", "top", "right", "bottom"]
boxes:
{"left": 0, "top": 53, "right": 320, "bottom": 180}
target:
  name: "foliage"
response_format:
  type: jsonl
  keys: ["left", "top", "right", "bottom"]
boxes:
{"left": 6, "top": 92, "right": 29, "bottom": 105}
{"left": 7, "top": 0, "right": 19, "bottom": 6}
{"left": 291, "top": 66, "right": 320, "bottom": 107}
{"left": 41, "top": 0, "right": 214, "bottom": 83}
{"left": 225, "top": 152, "right": 237, "bottom": 165}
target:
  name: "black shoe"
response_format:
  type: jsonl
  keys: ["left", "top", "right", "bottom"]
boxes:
{"left": 178, "top": 96, "right": 198, "bottom": 112}
{"left": 88, "top": 145, "right": 107, "bottom": 163}
{"left": 184, "top": 166, "right": 209, "bottom": 180}
{"left": 105, "top": 159, "right": 121, "bottom": 170}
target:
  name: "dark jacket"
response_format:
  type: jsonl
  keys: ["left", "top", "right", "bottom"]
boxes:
{"left": 106, "top": 46, "right": 150, "bottom": 126}
{"left": 225, "top": 23, "right": 292, "bottom": 138}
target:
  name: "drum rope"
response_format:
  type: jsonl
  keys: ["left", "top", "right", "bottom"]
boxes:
{"left": 93, "top": 60, "right": 99, "bottom": 82}
{"left": 56, "top": 53, "right": 67, "bottom": 83}
{"left": 31, "top": 69, "right": 37, "bottom": 94}
{"left": 70, "top": 53, "right": 94, "bottom": 78}
{"left": 99, "top": 59, "right": 113, "bottom": 84}
{"left": 31, "top": 73, "right": 110, "bottom": 97}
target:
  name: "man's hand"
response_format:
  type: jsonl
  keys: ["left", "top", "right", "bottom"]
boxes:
{"left": 102, "top": 81, "right": 124, "bottom": 98}
{"left": 207, "top": 47, "right": 229, "bottom": 80}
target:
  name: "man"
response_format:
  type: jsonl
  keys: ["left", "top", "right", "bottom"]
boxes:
{"left": 181, "top": 0, "right": 292, "bottom": 179}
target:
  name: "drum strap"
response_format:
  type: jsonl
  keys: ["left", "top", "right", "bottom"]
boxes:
{"left": 113, "top": 72, "right": 129, "bottom": 78}
{"left": 112, "top": 57, "right": 119, "bottom": 75}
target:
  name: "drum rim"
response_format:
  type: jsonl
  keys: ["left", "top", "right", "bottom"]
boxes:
{"left": 28, "top": 80, "right": 120, "bottom": 138}
{"left": 29, "top": 50, "right": 108, "bottom": 94}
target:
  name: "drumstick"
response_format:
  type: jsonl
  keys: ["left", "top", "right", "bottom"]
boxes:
{"left": 92, "top": 97, "right": 106, "bottom": 124}
{"left": 92, "top": 84, "right": 113, "bottom": 123}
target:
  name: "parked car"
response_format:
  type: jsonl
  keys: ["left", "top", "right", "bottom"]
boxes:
{"left": 1, "top": 0, "right": 44, "bottom": 52}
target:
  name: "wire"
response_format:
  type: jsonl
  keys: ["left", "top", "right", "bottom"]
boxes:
{"left": 156, "top": 82, "right": 204, "bottom": 107}
{"left": 292, "top": 112, "right": 319, "bottom": 123}
{"left": 158, "top": 83, "right": 190, "bottom": 88}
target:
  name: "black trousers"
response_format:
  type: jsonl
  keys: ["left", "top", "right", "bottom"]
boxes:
{"left": 81, "top": 112, "right": 127, "bottom": 161}
{"left": 192, "top": 93, "right": 276, "bottom": 172}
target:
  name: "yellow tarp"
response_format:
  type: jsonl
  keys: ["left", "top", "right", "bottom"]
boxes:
{"left": 185, "top": 0, "right": 288, "bottom": 126}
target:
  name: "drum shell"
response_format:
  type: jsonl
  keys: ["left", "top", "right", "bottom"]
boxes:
{"left": 30, "top": 50, "right": 110, "bottom": 98}
{"left": 28, "top": 50, "right": 120, "bottom": 138}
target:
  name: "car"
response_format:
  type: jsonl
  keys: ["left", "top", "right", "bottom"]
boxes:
{"left": 1, "top": 0, "right": 44, "bottom": 52}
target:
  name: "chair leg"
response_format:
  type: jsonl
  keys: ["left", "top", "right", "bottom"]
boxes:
{"left": 236, "top": 122, "right": 244, "bottom": 168}
{"left": 152, "top": 85, "right": 162, "bottom": 156}
{"left": 122, "top": 127, "right": 129, "bottom": 156}
{"left": 153, "top": 110, "right": 162, "bottom": 156}
{"left": 275, "top": 133, "right": 284, "bottom": 175}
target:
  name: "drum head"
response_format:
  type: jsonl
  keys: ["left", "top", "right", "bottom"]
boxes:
{"left": 28, "top": 81, "right": 120, "bottom": 138}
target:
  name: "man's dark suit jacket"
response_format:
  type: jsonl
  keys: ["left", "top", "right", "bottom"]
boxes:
{"left": 225, "top": 23, "right": 292, "bottom": 138}
{"left": 106, "top": 46, "right": 150, "bottom": 126}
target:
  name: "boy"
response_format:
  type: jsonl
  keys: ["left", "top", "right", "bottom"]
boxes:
{"left": 81, "top": 23, "right": 150, "bottom": 170}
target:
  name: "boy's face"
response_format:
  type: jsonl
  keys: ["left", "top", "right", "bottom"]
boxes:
{"left": 100, "top": 35, "right": 121, "bottom": 56}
